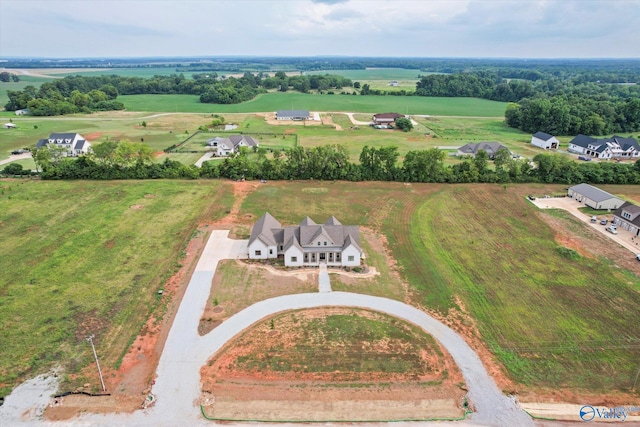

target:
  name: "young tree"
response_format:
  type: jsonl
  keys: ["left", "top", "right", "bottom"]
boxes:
{"left": 395, "top": 117, "right": 413, "bottom": 132}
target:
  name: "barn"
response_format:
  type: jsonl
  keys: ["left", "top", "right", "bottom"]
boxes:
{"left": 567, "top": 183, "right": 624, "bottom": 210}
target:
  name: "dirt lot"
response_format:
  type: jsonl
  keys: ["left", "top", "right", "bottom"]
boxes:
{"left": 201, "top": 307, "right": 467, "bottom": 421}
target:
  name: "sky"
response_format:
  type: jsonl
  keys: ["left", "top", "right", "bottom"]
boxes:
{"left": 1, "top": 0, "right": 639, "bottom": 59}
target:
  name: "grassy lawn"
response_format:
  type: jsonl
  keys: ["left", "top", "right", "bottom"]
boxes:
{"left": 120, "top": 93, "right": 507, "bottom": 117}
{"left": 239, "top": 181, "right": 640, "bottom": 392}
{"left": 0, "top": 179, "right": 233, "bottom": 397}
{"left": 215, "top": 309, "right": 448, "bottom": 380}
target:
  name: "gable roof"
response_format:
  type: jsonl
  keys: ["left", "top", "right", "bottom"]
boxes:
{"left": 532, "top": 131, "right": 555, "bottom": 141}
{"left": 458, "top": 142, "right": 509, "bottom": 156}
{"left": 228, "top": 135, "right": 259, "bottom": 148}
{"left": 248, "top": 212, "right": 281, "bottom": 246}
{"left": 277, "top": 110, "right": 309, "bottom": 117}
{"left": 568, "top": 184, "right": 620, "bottom": 203}
{"left": 48, "top": 132, "right": 81, "bottom": 140}
{"left": 251, "top": 214, "right": 362, "bottom": 254}
{"left": 614, "top": 202, "right": 640, "bottom": 227}
{"left": 570, "top": 134, "right": 640, "bottom": 151}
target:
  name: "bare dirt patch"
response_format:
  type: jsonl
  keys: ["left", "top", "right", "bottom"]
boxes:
{"left": 130, "top": 205, "right": 144, "bottom": 210}
{"left": 321, "top": 113, "right": 342, "bottom": 130}
{"left": 201, "top": 308, "right": 467, "bottom": 421}
{"left": 83, "top": 132, "right": 103, "bottom": 140}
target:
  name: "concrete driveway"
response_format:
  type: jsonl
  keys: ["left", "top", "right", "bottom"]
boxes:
{"left": 0, "top": 230, "right": 533, "bottom": 426}
{"left": 530, "top": 196, "right": 640, "bottom": 254}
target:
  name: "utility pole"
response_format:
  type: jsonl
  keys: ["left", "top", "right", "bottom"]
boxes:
{"left": 87, "top": 335, "right": 106, "bottom": 392}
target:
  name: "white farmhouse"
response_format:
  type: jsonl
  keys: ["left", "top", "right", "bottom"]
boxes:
{"left": 531, "top": 131, "right": 559, "bottom": 149}
{"left": 36, "top": 133, "right": 92, "bottom": 157}
{"left": 206, "top": 135, "right": 259, "bottom": 157}
{"left": 248, "top": 212, "right": 363, "bottom": 267}
{"left": 568, "top": 134, "right": 640, "bottom": 159}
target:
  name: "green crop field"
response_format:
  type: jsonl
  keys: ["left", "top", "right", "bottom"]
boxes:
{"left": 0, "top": 179, "right": 234, "bottom": 397}
{"left": 317, "top": 68, "right": 435, "bottom": 81}
{"left": 238, "top": 181, "right": 640, "bottom": 393}
{"left": 119, "top": 93, "right": 507, "bottom": 117}
{"left": 54, "top": 67, "right": 198, "bottom": 79}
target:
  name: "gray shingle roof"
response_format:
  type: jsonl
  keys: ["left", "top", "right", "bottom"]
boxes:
{"left": 533, "top": 131, "right": 554, "bottom": 141}
{"left": 568, "top": 184, "right": 620, "bottom": 203}
{"left": 614, "top": 202, "right": 640, "bottom": 227}
{"left": 277, "top": 110, "right": 310, "bottom": 117}
{"left": 248, "top": 212, "right": 281, "bottom": 246}
{"left": 458, "top": 142, "right": 509, "bottom": 156}
{"left": 251, "top": 214, "right": 361, "bottom": 253}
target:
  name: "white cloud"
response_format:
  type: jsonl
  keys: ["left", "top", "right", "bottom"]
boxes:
{"left": 1, "top": 0, "right": 639, "bottom": 57}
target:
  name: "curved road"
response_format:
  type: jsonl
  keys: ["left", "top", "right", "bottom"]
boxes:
{"left": 0, "top": 231, "right": 532, "bottom": 426}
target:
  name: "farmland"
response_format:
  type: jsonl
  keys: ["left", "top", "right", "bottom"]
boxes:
{"left": 119, "top": 93, "right": 507, "bottom": 116}
{"left": 236, "top": 181, "right": 640, "bottom": 395}
{"left": 2, "top": 179, "right": 640, "bottom": 405}
{"left": 0, "top": 179, "right": 234, "bottom": 398}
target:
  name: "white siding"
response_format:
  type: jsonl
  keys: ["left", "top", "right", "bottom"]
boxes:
{"left": 531, "top": 136, "right": 559, "bottom": 149}
{"left": 341, "top": 244, "right": 361, "bottom": 267}
{"left": 248, "top": 239, "right": 269, "bottom": 259}
{"left": 284, "top": 246, "right": 304, "bottom": 267}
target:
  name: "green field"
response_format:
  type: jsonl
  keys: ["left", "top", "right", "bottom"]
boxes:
{"left": 119, "top": 93, "right": 507, "bottom": 116}
{"left": 238, "top": 181, "right": 640, "bottom": 393}
{"left": 0, "top": 179, "right": 234, "bottom": 397}
{"left": 317, "top": 68, "right": 434, "bottom": 81}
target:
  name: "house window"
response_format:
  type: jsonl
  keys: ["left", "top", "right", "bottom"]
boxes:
{"left": 279, "top": 246, "right": 283, "bottom": 251}
{"left": 255, "top": 250, "right": 262, "bottom": 256}
{"left": 291, "top": 256, "right": 297, "bottom": 262}
{"left": 318, "top": 242, "right": 321, "bottom": 246}
{"left": 348, "top": 255, "right": 354, "bottom": 262}
{"left": 324, "top": 242, "right": 327, "bottom": 246}
{"left": 269, "top": 249, "right": 273, "bottom": 255}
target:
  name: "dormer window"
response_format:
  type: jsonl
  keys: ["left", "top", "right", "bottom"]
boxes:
{"left": 324, "top": 242, "right": 327, "bottom": 246}
{"left": 317, "top": 242, "right": 320, "bottom": 246}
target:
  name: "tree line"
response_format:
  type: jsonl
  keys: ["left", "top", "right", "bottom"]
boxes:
{"left": 0, "top": 72, "right": 20, "bottom": 82}
{"left": 15, "top": 141, "right": 640, "bottom": 186}
{"left": 3, "top": 72, "right": 353, "bottom": 114}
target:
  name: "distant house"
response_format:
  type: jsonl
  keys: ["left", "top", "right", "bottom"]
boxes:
{"left": 568, "top": 134, "right": 640, "bottom": 159}
{"left": 207, "top": 135, "right": 259, "bottom": 157}
{"left": 612, "top": 202, "right": 640, "bottom": 236}
{"left": 276, "top": 110, "right": 311, "bottom": 121}
{"left": 456, "top": 142, "right": 510, "bottom": 159}
{"left": 3, "top": 123, "right": 16, "bottom": 129}
{"left": 248, "top": 212, "right": 363, "bottom": 267}
{"left": 531, "top": 132, "right": 559, "bottom": 150}
{"left": 36, "top": 133, "right": 91, "bottom": 157}
{"left": 15, "top": 109, "right": 30, "bottom": 116}
{"left": 372, "top": 112, "right": 404, "bottom": 125}
{"left": 567, "top": 183, "right": 624, "bottom": 210}
{"left": 389, "top": 81, "right": 399, "bottom": 87}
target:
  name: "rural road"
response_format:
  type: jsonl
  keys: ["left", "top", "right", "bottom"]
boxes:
{"left": 0, "top": 152, "right": 31, "bottom": 166}
{"left": 1, "top": 230, "right": 532, "bottom": 426}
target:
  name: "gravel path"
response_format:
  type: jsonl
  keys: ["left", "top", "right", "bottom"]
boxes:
{"left": 0, "top": 231, "right": 532, "bottom": 426}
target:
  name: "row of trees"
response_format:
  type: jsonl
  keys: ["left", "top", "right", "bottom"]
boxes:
{"left": 3, "top": 71, "right": 354, "bottom": 114}
{"left": 505, "top": 96, "right": 640, "bottom": 136}
{"left": 29, "top": 141, "right": 640, "bottom": 186}
{"left": 0, "top": 72, "right": 19, "bottom": 82}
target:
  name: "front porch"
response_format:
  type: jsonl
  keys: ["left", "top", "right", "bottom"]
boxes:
{"left": 303, "top": 251, "right": 342, "bottom": 266}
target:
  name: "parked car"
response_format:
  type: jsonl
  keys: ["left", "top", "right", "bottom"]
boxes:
{"left": 527, "top": 195, "right": 536, "bottom": 201}
{"left": 578, "top": 156, "right": 592, "bottom": 161}
{"left": 636, "top": 253, "right": 640, "bottom": 261}
{"left": 606, "top": 225, "right": 618, "bottom": 234}
{"left": 600, "top": 219, "right": 608, "bottom": 225}
{"left": 590, "top": 216, "right": 597, "bottom": 223}
{"left": 11, "top": 149, "right": 28, "bottom": 155}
